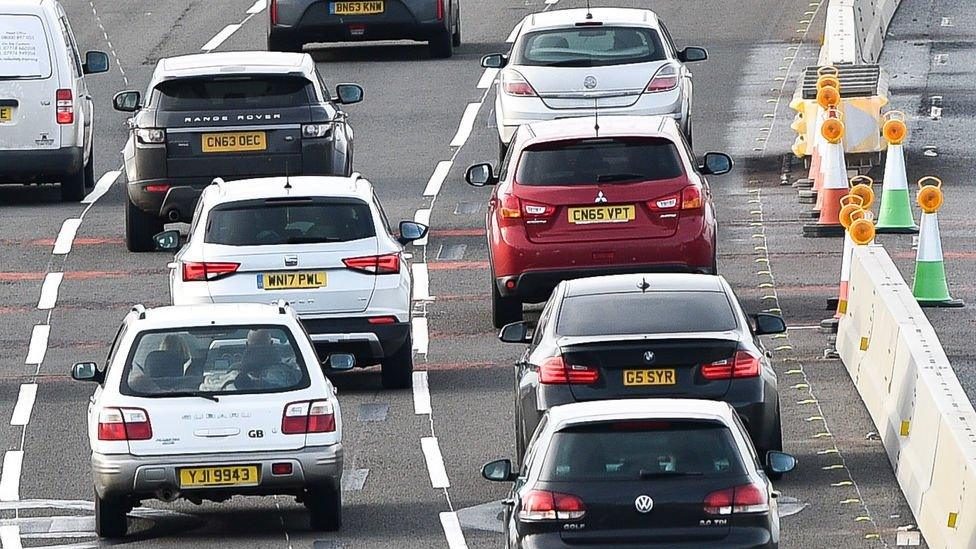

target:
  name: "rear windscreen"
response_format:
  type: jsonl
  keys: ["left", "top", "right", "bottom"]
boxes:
{"left": 557, "top": 291, "right": 737, "bottom": 336}
{"left": 541, "top": 421, "right": 745, "bottom": 481}
{"left": 155, "top": 75, "right": 312, "bottom": 110}
{"left": 206, "top": 199, "right": 376, "bottom": 246}
{"left": 515, "top": 26, "right": 666, "bottom": 67}
{"left": 0, "top": 16, "right": 52, "bottom": 79}
{"left": 516, "top": 138, "right": 684, "bottom": 186}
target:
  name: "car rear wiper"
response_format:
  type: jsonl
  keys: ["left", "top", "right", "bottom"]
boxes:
{"left": 596, "top": 173, "right": 646, "bottom": 183}
{"left": 165, "top": 391, "right": 220, "bottom": 402}
{"left": 639, "top": 469, "right": 703, "bottom": 479}
{"left": 286, "top": 236, "right": 344, "bottom": 244}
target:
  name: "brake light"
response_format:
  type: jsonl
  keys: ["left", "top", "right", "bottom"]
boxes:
{"left": 519, "top": 490, "right": 586, "bottom": 521}
{"left": 270, "top": 0, "right": 278, "bottom": 25}
{"left": 282, "top": 400, "right": 336, "bottom": 434}
{"left": 343, "top": 253, "right": 400, "bottom": 275}
{"left": 56, "top": 89, "right": 73, "bottom": 124}
{"left": 182, "top": 261, "right": 240, "bottom": 282}
{"left": 97, "top": 407, "right": 152, "bottom": 441}
{"left": 522, "top": 201, "right": 555, "bottom": 217}
{"left": 700, "top": 351, "right": 761, "bottom": 380}
{"left": 681, "top": 185, "right": 703, "bottom": 210}
{"left": 645, "top": 64, "right": 679, "bottom": 93}
{"left": 648, "top": 193, "right": 680, "bottom": 211}
{"left": 539, "top": 355, "right": 599, "bottom": 385}
{"left": 704, "top": 483, "right": 769, "bottom": 515}
{"left": 145, "top": 184, "right": 171, "bottom": 193}
{"left": 436, "top": 0, "right": 444, "bottom": 20}
{"left": 499, "top": 192, "right": 522, "bottom": 220}
{"left": 501, "top": 70, "right": 537, "bottom": 97}
{"left": 367, "top": 316, "right": 398, "bottom": 325}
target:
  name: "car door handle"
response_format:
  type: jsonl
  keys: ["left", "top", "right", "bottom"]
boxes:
{"left": 501, "top": 498, "right": 515, "bottom": 506}
{"left": 771, "top": 490, "right": 781, "bottom": 499}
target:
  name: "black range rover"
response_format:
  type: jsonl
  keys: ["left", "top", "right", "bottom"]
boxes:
{"left": 113, "top": 51, "right": 363, "bottom": 252}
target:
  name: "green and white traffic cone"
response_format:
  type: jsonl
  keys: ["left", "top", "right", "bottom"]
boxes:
{"left": 912, "top": 177, "right": 963, "bottom": 307}
{"left": 876, "top": 112, "right": 918, "bottom": 233}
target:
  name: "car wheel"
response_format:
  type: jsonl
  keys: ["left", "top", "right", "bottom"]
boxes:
{"left": 125, "top": 197, "right": 164, "bottom": 253}
{"left": 429, "top": 29, "right": 453, "bottom": 59}
{"left": 762, "top": 407, "right": 785, "bottom": 480}
{"left": 451, "top": 5, "right": 462, "bottom": 47}
{"left": 306, "top": 481, "right": 342, "bottom": 531}
{"left": 515, "top": 409, "right": 526, "bottom": 467}
{"left": 268, "top": 32, "right": 303, "bottom": 53}
{"left": 381, "top": 335, "right": 413, "bottom": 389}
{"left": 492, "top": 279, "right": 522, "bottom": 329}
{"left": 60, "top": 166, "right": 87, "bottom": 202}
{"left": 95, "top": 492, "right": 128, "bottom": 539}
{"left": 497, "top": 136, "right": 509, "bottom": 166}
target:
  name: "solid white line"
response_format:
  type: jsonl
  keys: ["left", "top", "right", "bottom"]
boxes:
{"left": 412, "top": 263, "right": 432, "bottom": 301}
{"left": 413, "top": 371, "right": 432, "bottom": 415}
{"left": 201, "top": 24, "right": 242, "bottom": 52}
{"left": 421, "top": 437, "right": 450, "bottom": 489}
{"left": 476, "top": 68, "right": 499, "bottom": 89}
{"left": 37, "top": 273, "right": 64, "bottom": 310}
{"left": 0, "top": 451, "right": 23, "bottom": 502}
{"left": 439, "top": 512, "right": 469, "bottom": 549}
{"left": 450, "top": 103, "right": 481, "bottom": 148}
{"left": 246, "top": 0, "right": 267, "bottom": 14}
{"left": 545, "top": 0, "right": 559, "bottom": 4}
{"left": 414, "top": 209, "right": 432, "bottom": 246}
{"left": 25, "top": 325, "right": 50, "bottom": 366}
{"left": 0, "top": 525, "right": 21, "bottom": 549}
{"left": 81, "top": 169, "right": 120, "bottom": 204}
{"left": 424, "top": 161, "right": 452, "bottom": 197}
{"left": 52, "top": 218, "right": 81, "bottom": 255}
{"left": 412, "top": 317, "right": 429, "bottom": 355}
{"left": 506, "top": 22, "right": 522, "bottom": 43}
{"left": 10, "top": 385, "right": 37, "bottom": 427}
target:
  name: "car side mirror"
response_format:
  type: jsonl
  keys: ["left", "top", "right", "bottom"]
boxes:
{"left": 153, "top": 229, "right": 181, "bottom": 251}
{"left": 83, "top": 51, "right": 110, "bottom": 74}
{"left": 678, "top": 47, "right": 708, "bottom": 63}
{"left": 327, "top": 353, "right": 356, "bottom": 371}
{"left": 398, "top": 221, "right": 428, "bottom": 244}
{"left": 699, "top": 152, "right": 733, "bottom": 176}
{"left": 481, "top": 54, "right": 507, "bottom": 69}
{"left": 71, "top": 362, "right": 102, "bottom": 383}
{"left": 113, "top": 90, "right": 141, "bottom": 112}
{"left": 466, "top": 163, "right": 497, "bottom": 187}
{"left": 335, "top": 83, "right": 364, "bottom": 105}
{"left": 499, "top": 321, "right": 531, "bottom": 344}
{"left": 766, "top": 451, "right": 797, "bottom": 475}
{"left": 753, "top": 313, "right": 787, "bottom": 335}
{"left": 482, "top": 459, "right": 517, "bottom": 482}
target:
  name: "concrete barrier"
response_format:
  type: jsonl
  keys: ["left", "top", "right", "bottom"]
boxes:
{"left": 838, "top": 245, "right": 976, "bottom": 548}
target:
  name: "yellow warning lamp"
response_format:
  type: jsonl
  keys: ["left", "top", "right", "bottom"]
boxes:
{"left": 817, "top": 86, "right": 841, "bottom": 110}
{"left": 917, "top": 176, "right": 944, "bottom": 214}
{"left": 848, "top": 209, "right": 876, "bottom": 245}
{"left": 882, "top": 111, "right": 908, "bottom": 145}
{"left": 848, "top": 175, "right": 875, "bottom": 209}
{"left": 816, "top": 66, "right": 841, "bottom": 92}
{"left": 839, "top": 194, "right": 865, "bottom": 229}
{"left": 821, "top": 116, "right": 845, "bottom": 144}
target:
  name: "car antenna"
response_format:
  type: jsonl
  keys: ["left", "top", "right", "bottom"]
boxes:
{"left": 585, "top": 0, "right": 593, "bottom": 19}
{"left": 283, "top": 161, "right": 292, "bottom": 191}
{"left": 638, "top": 277, "right": 650, "bottom": 293}
{"left": 593, "top": 98, "right": 600, "bottom": 137}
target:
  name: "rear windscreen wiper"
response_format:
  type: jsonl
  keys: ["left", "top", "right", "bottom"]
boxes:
{"left": 596, "top": 173, "right": 646, "bottom": 183}
{"left": 286, "top": 236, "right": 344, "bottom": 244}
{"left": 639, "top": 469, "right": 703, "bottom": 479}
{"left": 165, "top": 391, "right": 220, "bottom": 402}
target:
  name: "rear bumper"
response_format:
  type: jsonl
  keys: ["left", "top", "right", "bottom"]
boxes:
{"left": 0, "top": 147, "right": 83, "bottom": 182}
{"left": 273, "top": 0, "right": 446, "bottom": 43}
{"left": 92, "top": 444, "right": 343, "bottom": 501}
{"left": 301, "top": 317, "right": 410, "bottom": 365}
{"left": 516, "top": 528, "right": 774, "bottom": 548}
{"left": 499, "top": 263, "right": 714, "bottom": 303}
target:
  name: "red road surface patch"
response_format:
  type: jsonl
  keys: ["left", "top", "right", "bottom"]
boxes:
{"left": 0, "top": 269, "right": 158, "bottom": 282}
{"left": 430, "top": 228, "right": 483, "bottom": 238}
{"left": 423, "top": 361, "right": 503, "bottom": 371}
{"left": 427, "top": 261, "right": 488, "bottom": 271}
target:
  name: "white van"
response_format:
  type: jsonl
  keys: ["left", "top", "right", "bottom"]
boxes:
{"left": 0, "top": 0, "right": 108, "bottom": 201}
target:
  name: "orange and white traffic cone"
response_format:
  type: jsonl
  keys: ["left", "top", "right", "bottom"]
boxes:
{"left": 799, "top": 80, "right": 842, "bottom": 213}
{"left": 823, "top": 198, "right": 876, "bottom": 332}
{"left": 803, "top": 108, "right": 848, "bottom": 237}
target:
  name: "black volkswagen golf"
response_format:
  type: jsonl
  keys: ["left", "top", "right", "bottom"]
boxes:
{"left": 499, "top": 273, "right": 787, "bottom": 467}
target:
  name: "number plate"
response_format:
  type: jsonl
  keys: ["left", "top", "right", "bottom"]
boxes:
{"left": 568, "top": 205, "right": 636, "bottom": 225}
{"left": 258, "top": 271, "right": 327, "bottom": 290}
{"left": 330, "top": 1, "right": 384, "bottom": 15}
{"left": 201, "top": 131, "right": 267, "bottom": 153}
{"left": 179, "top": 465, "right": 259, "bottom": 488}
{"left": 0, "top": 107, "right": 11, "bottom": 123}
{"left": 623, "top": 369, "right": 677, "bottom": 386}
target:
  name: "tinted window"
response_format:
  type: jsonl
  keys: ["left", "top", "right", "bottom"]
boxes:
{"left": 155, "top": 76, "right": 312, "bottom": 111}
{"left": 121, "top": 326, "right": 310, "bottom": 397}
{"left": 514, "top": 27, "right": 666, "bottom": 67}
{"left": 557, "top": 291, "right": 737, "bottom": 336}
{"left": 516, "top": 138, "right": 684, "bottom": 186}
{"left": 540, "top": 421, "right": 745, "bottom": 481}
{"left": 0, "top": 15, "right": 53, "bottom": 79}
{"left": 206, "top": 199, "right": 376, "bottom": 246}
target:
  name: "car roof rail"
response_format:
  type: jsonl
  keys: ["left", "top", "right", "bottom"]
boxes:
{"left": 212, "top": 177, "right": 226, "bottom": 193}
{"left": 275, "top": 299, "right": 289, "bottom": 315}
{"left": 130, "top": 304, "right": 147, "bottom": 320}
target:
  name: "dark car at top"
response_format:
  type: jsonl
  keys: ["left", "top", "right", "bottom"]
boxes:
{"left": 113, "top": 51, "right": 363, "bottom": 252}
{"left": 498, "top": 273, "right": 788, "bottom": 468}
{"left": 267, "top": 0, "right": 461, "bottom": 58}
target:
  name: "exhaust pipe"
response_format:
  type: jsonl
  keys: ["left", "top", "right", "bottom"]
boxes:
{"left": 165, "top": 208, "right": 181, "bottom": 222}
{"left": 156, "top": 486, "right": 180, "bottom": 503}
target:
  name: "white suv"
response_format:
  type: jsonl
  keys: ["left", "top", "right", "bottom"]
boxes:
{"left": 158, "top": 175, "right": 427, "bottom": 389}
{"left": 0, "top": 0, "right": 109, "bottom": 201}
{"left": 71, "top": 303, "right": 344, "bottom": 538}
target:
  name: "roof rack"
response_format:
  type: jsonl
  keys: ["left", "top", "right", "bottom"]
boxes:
{"left": 130, "top": 304, "right": 147, "bottom": 320}
{"left": 275, "top": 299, "right": 289, "bottom": 314}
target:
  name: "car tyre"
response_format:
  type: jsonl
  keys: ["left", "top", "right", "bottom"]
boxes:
{"left": 60, "top": 162, "right": 88, "bottom": 203}
{"left": 762, "top": 407, "right": 785, "bottom": 480}
{"left": 381, "top": 335, "right": 413, "bottom": 389}
{"left": 125, "top": 197, "right": 164, "bottom": 253}
{"left": 492, "top": 279, "right": 522, "bottom": 329}
{"left": 268, "top": 32, "right": 303, "bottom": 53}
{"left": 306, "top": 482, "right": 342, "bottom": 531}
{"left": 451, "top": 6, "right": 462, "bottom": 47}
{"left": 429, "top": 29, "right": 453, "bottom": 59}
{"left": 95, "top": 492, "right": 128, "bottom": 539}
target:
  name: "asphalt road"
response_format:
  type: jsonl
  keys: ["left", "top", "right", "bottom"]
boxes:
{"left": 0, "top": 0, "right": 927, "bottom": 547}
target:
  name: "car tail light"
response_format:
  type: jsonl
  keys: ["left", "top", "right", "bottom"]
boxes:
{"left": 56, "top": 89, "right": 73, "bottom": 124}
{"left": 704, "top": 483, "right": 769, "bottom": 515}
{"left": 181, "top": 261, "right": 240, "bottom": 282}
{"left": 270, "top": 0, "right": 278, "bottom": 25}
{"left": 681, "top": 185, "right": 703, "bottom": 210}
{"left": 519, "top": 490, "right": 586, "bottom": 521}
{"left": 701, "top": 351, "right": 761, "bottom": 380}
{"left": 522, "top": 201, "right": 555, "bottom": 217}
{"left": 97, "top": 407, "right": 152, "bottom": 441}
{"left": 272, "top": 462, "right": 293, "bottom": 475}
{"left": 501, "top": 70, "right": 537, "bottom": 97}
{"left": 136, "top": 128, "right": 166, "bottom": 144}
{"left": 645, "top": 64, "right": 679, "bottom": 93}
{"left": 436, "top": 0, "right": 444, "bottom": 20}
{"left": 498, "top": 192, "right": 522, "bottom": 220}
{"left": 368, "top": 316, "right": 398, "bottom": 325}
{"left": 647, "top": 194, "right": 680, "bottom": 211}
{"left": 282, "top": 400, "right": 336, "bottom": 434}
{"left": 539, "top": 355, "right": 599, "bottom": 385}
{"left": 145, "top": 184, "right": 171, "bottom": 193}
{"left": 343, "top": 253, "right": 400, "bottom": 275}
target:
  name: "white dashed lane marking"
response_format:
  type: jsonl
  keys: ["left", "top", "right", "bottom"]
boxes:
{"left": 477, "top": 68, "right": 499, "bottom": 89}
{"left": 53, "top": 219, "right": 82, "bottom": 255}
{"left": 0, "top": 525, "right": 21, "bottom": 549}
{"left": 0, "top": 451, "right": 24, "bottom": 502}
{"left": 439, "top": 512, "right": 469, "bottom": 549}
{"left": 247, "top": 0, "right": 267, "bottom": 14}
{"left": 24, "top": 325, "right": 50, "bottom": 366}
{"left": 37, "top": 273, "right": 64, "bottom": 311}
{"left": 413, "top": 371, "right": 432, "bottom": 415}
{"left": 412, "top": 317, "right": 429, "bottom": 355}
{"left": 423, "top": 161, "right": 453, "bottom": 197}
{"left": 10, "top": 385, "right": 37, "bottom": 427}
{"left": 420, "top": 437, "right": 450, "bottom": 489}
{"left": 450, "top": 103, "right": 482, "bottom": 148}
{"left": 201, "top": 24, "right": 242, "bottom": 51}
{"left": 412, "top": 263, "right": 432, "bottom": 301}
{"left": 82, "top": 168, "right": 121, "bottom": 204}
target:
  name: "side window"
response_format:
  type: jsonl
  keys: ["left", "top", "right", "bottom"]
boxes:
{"left": 372, "top": 193, "right": 394, "bottom": 235}
{"left": 188, "top": 200, "right": 206, "bottom": 239}
{"left": 103, "top": 323, "right": 129, "bottom": 376}
{"left": 497, "top": 128, "right": 519, "bottom": 182}
{"left": 533, "top": 297, "right": 555, "bottom": 345}
{"left": 657, "top": 22, "right": 679, "bottom": 58}
{"left": 316, "top": 71, "right": 338, "bottom": 117}
{"left": 58, "top": 16, "right": 84, "bottom": 77}
{"left": 521, "top": 415, "right": 549, "bottom": 474}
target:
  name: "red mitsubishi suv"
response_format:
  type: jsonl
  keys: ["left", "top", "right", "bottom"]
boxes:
{"left": 465, "top": 115, "right": 732, "bottom": 328}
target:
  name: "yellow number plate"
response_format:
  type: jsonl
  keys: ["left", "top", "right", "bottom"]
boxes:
{"left": 0, "top": 107, "right": 11, "bottom": 123}
{"left": 330, "top": 1, "right": 384, "bottom": 15}
{"left": 179, "top": 465, "right": 259, "bottom": 488}
{"left": 260, "top": 271, "right": 327, "bottom": 290}
{"left": 201, "top": 131, "right": 267, "bottom": 153}
{"left": 568, "top": 205, "right": 636, "bottom": 225}
{"left": 623, "top": 369, "right": 677, "bottom": 386}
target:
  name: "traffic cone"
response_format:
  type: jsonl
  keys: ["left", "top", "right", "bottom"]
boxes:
{"left": 835, "top": 207, "right": 876, "bottom": 318}
{"left": 876, "top": 112, "right": 918, "bottom": 234}
{"left": 803, "top": 110, "right": 848, "bottom": 237}
{"left": 799, "top": 83, "right": 841, "bottom": 209}
{"left": 912, "top": 177, "right": 963, "bottom": 307}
